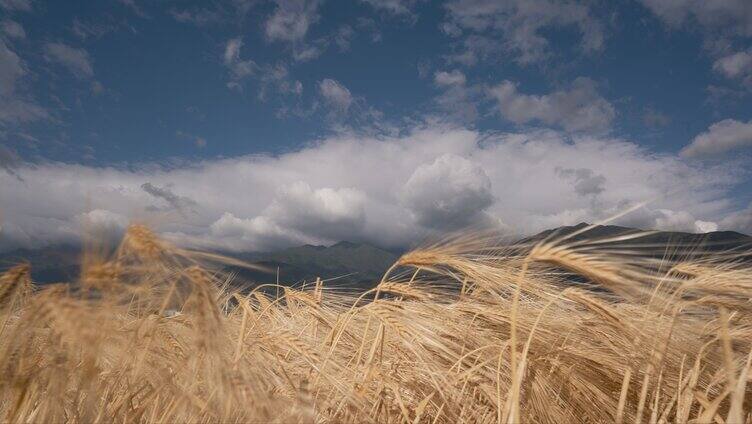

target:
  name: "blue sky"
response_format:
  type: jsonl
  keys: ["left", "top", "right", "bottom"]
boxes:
{"left": 1, "top": 0, "right": 752, "bottom": 252}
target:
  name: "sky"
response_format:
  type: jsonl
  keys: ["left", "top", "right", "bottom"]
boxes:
{"left": 1, "top": 0, "right": 751, "bottom": 252}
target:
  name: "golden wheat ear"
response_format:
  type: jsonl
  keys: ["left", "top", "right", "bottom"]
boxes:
{"left": 0, "top": 262, "right": 32, "bottom": 311}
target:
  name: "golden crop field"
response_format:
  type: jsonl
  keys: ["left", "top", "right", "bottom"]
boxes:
{"left": 0, "top": 224, "right": 750, "bottom": 423}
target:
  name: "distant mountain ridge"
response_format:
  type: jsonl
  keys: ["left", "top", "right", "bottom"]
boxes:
{"left": 231, "top": 241, "right": 399, "bottom": 288}
{"left": 523, "top": 222, "right": 752, "bottom": 250}
{"left": 1, "top": 223, "right": 749, "bottom": 285}
{"left": 0, "top": 240, "right": 400, "bottom": 287}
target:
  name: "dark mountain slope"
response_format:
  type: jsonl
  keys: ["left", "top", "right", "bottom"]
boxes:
{"left": 2, "top": 224, "right": 749, "bottom": 286}
{"left": 522, "top": 222, "right": 752, "bottom": 259}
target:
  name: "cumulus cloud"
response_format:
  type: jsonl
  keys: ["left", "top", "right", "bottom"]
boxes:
{"left": 43, "top": 42, "right": 94, "bottom": 79}
{"left": 207, "top": 213, "right": 308, "bottom": 252}
{"left": 487, "top": 77, "right": 615, "bottom": 133}
{"left": 444, "top": 0, "right": 606, "bottom": 65}
{"left": 267, "top": 182, "right": 366, "bottom": 240}
{"left": 403, "top": 154, "right": 494, "bottom": 230}
{"left": 0, "top": 125, "right": 744, "bottom": 252}
{"left": 318, "top": 79, "right": 353, "bottom": 114}
{"left": 681, "top": 118, "right": 752, "bottom": 157}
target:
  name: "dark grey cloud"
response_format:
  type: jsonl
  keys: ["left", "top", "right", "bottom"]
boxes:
{"left": 556, "top": 167, "right": 606, "bottom": 197}
{"left": 403, "top": 154, "right": 494, "bottom": 230}
{"left": 141, "top": 182, "right": 197, "bottom": 214}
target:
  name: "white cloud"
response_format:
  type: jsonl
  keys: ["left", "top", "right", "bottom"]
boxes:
{"left": 359, "top": 0, "right": 423, "bottom": 18}
{"left": 222, "top": 38, "right": 303, "bottom": 99}
{"left": 720, "top": 204, "right": 752, "bottom": 234}
{"left": 639, "top": 0, "right": 752, "bottom": 37}
{"left": 1, "top": 20, "right": 25, "bottom": 39}
{"left": 265, "top": 0, "right": 321, "bottom": 43}
{"left": 318, "top": 79, "right": 353, "bottom": 114}
{"left": 333, "top": 25, "right": 354, "bottom": 51}
{"left": 43, "top": 42, "right": 94, "bottom": 79}
{"left": 654, "top": 209, "right": 719, "bottom": 233}
{"left": 681, "top": 118, "right": 752, "bottom": 157}
{"left": 258, "top": 64, "right": 303, "bottom": 99}
{"left": 223, "top": 37, "right": 256, "bottom": 90}
{"left": 487, "top": 77, "right": 615, "bottom": 133}
{"left": 434, "top": 70, "right": 466, "bottom": 86}
{"left": 267, "top": 182, "right": 366, "bottom": 240}
{"left": 713, "top": 49, "right": 752, "bottom": 86}
{"left": 207, "top": 213, "right": 308, "bottom": 252}
{"left": 432, "top": 70, "right": 479, "bottom": 123}
{"left": 0, "top": 124, "right": 745, "bottom": 252}
{"left": 77, "top": 209, "right": 129, "bottom": 242}
{"left": 714, "top": 50, "right": 752, "bottom": 78}
{"left": 444, "top": 0, "right": 606, "bottom": 65}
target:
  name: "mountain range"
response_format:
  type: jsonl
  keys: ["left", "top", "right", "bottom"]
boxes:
{"left": 1, "top": 223, "right": 750, "bottom": 288}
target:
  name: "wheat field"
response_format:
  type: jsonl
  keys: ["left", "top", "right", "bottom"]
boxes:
{"left": 0, "top": 224, "right": 750, "bottom": 423}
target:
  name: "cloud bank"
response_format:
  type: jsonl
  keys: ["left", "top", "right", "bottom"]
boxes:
{"left": 0, "top": 124, "right": 745, "bottom": 252}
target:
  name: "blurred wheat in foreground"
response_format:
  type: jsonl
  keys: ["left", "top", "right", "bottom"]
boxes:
{"left": 1, "top": 225, "right": 751, "bottom": 423}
